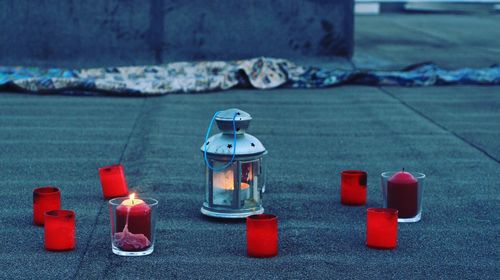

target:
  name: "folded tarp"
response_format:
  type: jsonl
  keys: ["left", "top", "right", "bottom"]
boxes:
{"left": 1, "top": 58, "right": 499, "bottom": 95}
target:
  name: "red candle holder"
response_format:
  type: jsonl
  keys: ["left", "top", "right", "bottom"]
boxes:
{"left": 366, "top": 208, "right": 398, "bottom": 250}
{"left": 44, "top": 210, "right": 76, "bottom": 251}
{"left": 246, "top": 214, "right": 278, "bottom": 258}
{"left": 340, "top": 170, "right": 367, "bottom": 206}
{"left": 99, "top": 164, "right": 129, "bottom": 199}
{"left": 33, "top": 186, "right": 61, "bottom": 226}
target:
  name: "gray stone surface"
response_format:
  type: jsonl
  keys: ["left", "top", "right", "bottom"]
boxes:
{"left": 383, "top": 86, "right": 500, "bottom": 162}
{"left": 0, "top": 0, "right": 353, "bottom": 68}
{"left": 353, "top": 14, "right": 500, "bottom": 69}
{"left": 1, "top": 86, "right": 499, "bottom": 279}
{"left": 0, "top": 95, "right": 145, "bottom": 279}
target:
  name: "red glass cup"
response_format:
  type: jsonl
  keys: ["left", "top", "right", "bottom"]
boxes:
{"left": 366, "top": 208, "right": 398, "bottom": 249}
{"left": 246, "top": 214, "right": 278, "bottom": 258}
{"left": 33, "top": 186, "right": 61, "bottom": 226}
{"left": 341, "top": 170, "right": 367, "bottom": 205}
{"left": 44, "top": 210, "right": 76, "bottom": 251}
{"left": 99, "top": 164, "right": 129, "bottom": 199}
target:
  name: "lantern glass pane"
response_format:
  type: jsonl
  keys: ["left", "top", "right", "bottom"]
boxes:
{"left": 241, "top": 160, "right": 261, "bottom": 206}
{"left": 240, "top": 161, "right": 253, "bottom": 203}
{"left": 205, "top": 166, "right": 210, "bottom": 204}
{"left": 212, "top": 161, "right": 237, "bottom": 206}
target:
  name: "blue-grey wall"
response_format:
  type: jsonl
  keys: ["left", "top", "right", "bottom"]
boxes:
{"left": 0, "top": 0, "right": 354, "bottom": 67}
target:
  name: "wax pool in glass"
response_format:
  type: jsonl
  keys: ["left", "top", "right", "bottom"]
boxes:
{"left": 33, "top": 186, "right": 61, "bottom": 226}
{"left": 340, "top": 170, "right": 367, "bottom": 205}
{"left": 109, "top": 195, "right": 158, "bottom": 256}
{"left": 246, "top": 214, "right": 278, "bottom": 258}
{"left": 381, "top": 171, "right": 426, "bottom": 223}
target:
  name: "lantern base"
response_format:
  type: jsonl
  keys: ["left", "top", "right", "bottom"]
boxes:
{"left": 201, "top": 205, "right": 264, "bottom": 219}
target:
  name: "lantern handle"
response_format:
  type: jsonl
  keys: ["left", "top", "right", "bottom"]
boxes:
{"left": 203, "top": 111, "right": 238, "bottom": 172}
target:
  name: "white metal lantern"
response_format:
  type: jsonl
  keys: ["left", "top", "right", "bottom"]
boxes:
{"left": 201, "top": 108, "right": 267, "bottom": 218}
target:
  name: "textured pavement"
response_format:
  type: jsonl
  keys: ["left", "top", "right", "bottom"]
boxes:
{"left": 1, "top": 14, "right": 499, "bottom": 279}
{"left": 353, "top": 14, "right": 500, "bottom": 69}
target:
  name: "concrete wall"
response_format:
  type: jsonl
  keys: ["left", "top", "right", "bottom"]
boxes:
{"left": 0, "top": 0, "right": 354, "bottom": 67}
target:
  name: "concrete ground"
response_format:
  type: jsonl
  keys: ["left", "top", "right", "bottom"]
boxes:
{"left": 0, "top": 14, "right": 499, "bottom": 279}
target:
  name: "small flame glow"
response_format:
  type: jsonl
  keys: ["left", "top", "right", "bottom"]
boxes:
{"left": 129, "top": 193, "right": 136, "bottom": 204}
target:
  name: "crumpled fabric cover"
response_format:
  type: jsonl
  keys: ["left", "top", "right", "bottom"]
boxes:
{"left": 0, "top": 58, "right": 499, "bottom": 95}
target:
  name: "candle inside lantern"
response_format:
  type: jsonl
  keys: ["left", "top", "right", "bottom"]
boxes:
{"left": 246, "top": 214, "right": 278, "bottom": 258}
{"left": 340, "top": 170, "right": 367, "bottom": 206}
{"left": 114, "top": 193, "right": 152, "bottom": 251}
{"left": 33, "top": 186, "right": 61, "bottom": 226}
{"left": 213, "top": 168, "right": 251, "bottom": 205}
{"left": 44, "top": 210, "right": 76, "bottom": 251}
{"left": 366, "top": 208, "right": 398, "bottom": 249}
{"left": 387, "top": 169, "right": 418, "bottom": 218}
{"left": 99, "top": 164, "right": 129, "bottom": 199}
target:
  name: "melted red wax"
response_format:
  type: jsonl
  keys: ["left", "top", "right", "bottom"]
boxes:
{"left": 114, "top": 225, "right": 151, "bottom": 251}
{"left": 114, "top": 207, "right": 151, "bottom": 251}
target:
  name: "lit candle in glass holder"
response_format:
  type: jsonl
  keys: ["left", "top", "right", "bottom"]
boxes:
{"left": 109, "top": 193, "right": 158, "bottom": 256}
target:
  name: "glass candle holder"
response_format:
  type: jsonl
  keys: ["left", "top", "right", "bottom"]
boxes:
{"left": 366, "top": 208, "right": 398, "bottom": 249}
{"left": 44, "top": 210, "right": 76, "bottom": 251}
{"left": 340, "top": 170, "right": 367, "bottom": 206}
{"left": 381, "top": 171, "right": 426, "bottom": 223}
{"left": 99, "top": 164, "right": 129, "bottom": 199}
{"left": 33, "top": 186, "right": 61, "bottom": 226}
{"left": 109, "top": 196, "right": 158, "bottom": 256}
{"left": 246, "top": 214, "right": 278, "bottom": 258}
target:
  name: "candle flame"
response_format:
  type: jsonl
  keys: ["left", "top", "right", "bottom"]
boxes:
{"left": 121, "top": 193, "right": 145, "bottom": 207}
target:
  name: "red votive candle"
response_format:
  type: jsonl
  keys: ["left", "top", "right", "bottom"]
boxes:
{"left": 340, "top": 170, "right": 367, "bottom": 205}
{"left": 99, "top": 164, "right": 129, "bottom": 199}
{"left": 33, "top": 186, "right": 61, "bottom": 226}
{"left": 366, "top": 208, "right": 398, "bottom": 249}
{"left": 44, "top": 210, "right": 76, "bottom": 251}
{"left": 115, "top": 194, "right": 152, "bottom": 251}
{"left": 387, "top": 170, "right": 418, "bottom": 218}
{"left": 246, "top": 214, "right": 278, "bottom": 258}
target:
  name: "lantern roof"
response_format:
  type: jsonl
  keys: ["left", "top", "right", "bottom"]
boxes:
{"left": 201, "top": 109, "right": 266, "bottom": 157}
{"left": 215, "top": 108, "right": 252, "bottom": 135}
